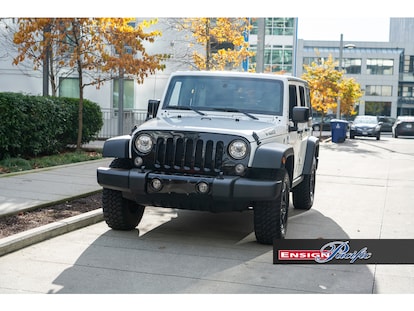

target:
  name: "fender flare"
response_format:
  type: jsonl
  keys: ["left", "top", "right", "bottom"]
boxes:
{"left": 302, "top": 136, "right": 319, "bottom": 175}
{"left": 251, "top": 142, "right": 294, "bottom": 170}
{"left": 102, "top": 135, "right": 131, "bottom": 158}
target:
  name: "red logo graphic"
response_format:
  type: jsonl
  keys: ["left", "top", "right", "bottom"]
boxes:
{"left": 278, "top": 250, "right": 331, "bottom": 261}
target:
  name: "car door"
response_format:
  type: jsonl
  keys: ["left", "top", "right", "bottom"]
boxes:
{"left": 288, "top": 83, "right": 310, "bottom": 180}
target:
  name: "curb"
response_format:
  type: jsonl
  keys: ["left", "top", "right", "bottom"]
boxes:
{"left": 0, "top": 209, "right": 103, "bottom": 257}
{"left": 0, "top": 190, "right": 103, "bottom": 218}
{"left": 0, "top": 158, "right": 110, "bottom": 179}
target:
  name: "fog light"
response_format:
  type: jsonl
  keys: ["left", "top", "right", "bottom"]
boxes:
{"left": 196, "top": 181, "right": 209, "bottom": 194}
{"left": 151, "top": 178, "right": 163, "bottom": 191}
{"left": 235, "top": 163, "right": 245, "bottom": 175}
{"left": 134, "top": 156, "right": 143, "bottom": 167}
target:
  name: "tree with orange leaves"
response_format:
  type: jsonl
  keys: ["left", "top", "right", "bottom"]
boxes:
{"left": 177, "top": 18, "right": 254, "bottom": 71}
{"left": 302, "top": 55, "right": 362, "bottom": 136}
{"left": 12, "top": 18, "right": 166, "bottom": 149}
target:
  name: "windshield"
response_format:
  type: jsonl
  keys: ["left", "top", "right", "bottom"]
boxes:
{"left": 163, "top": 75, "right": 284, "bottom": 116}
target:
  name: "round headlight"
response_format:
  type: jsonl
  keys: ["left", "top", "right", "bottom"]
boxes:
{"left": 228, "top": 140, "right": 248, "bottom": 160}
{"left": 135, "top": 134, "right": 153, "bottom": 154}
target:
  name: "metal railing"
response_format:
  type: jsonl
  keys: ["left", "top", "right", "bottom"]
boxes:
{"left": 98, "top": 108, "right": 148, "bottom": 139}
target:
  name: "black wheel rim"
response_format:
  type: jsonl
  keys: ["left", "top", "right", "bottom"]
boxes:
{"left": 280, "top": 179, "right": 289, "bottom": 237}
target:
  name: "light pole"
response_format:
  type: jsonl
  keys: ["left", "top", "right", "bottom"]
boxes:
{"left": 336, "top": 34, "right": 356, "bottom": 119}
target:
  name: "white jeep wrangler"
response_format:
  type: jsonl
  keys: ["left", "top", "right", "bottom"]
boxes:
{"left": 97, "top": 71, "right": 319, "bottom": 244}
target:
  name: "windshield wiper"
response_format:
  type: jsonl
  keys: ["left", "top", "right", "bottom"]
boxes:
{"left": 166, "top": 105, "right": 206, "bottom": 116}
{"left": 212, "top": 107, "right": 258, "bottom": 120}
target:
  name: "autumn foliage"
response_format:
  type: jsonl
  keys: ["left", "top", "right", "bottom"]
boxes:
{"left": 302, "top": 55, "right": 363, "bottom": 117}
{"left": 12, "top": 18, "right": 166, "bottom": 149}
{"left": 178, "top": 18, "right": 254, "bottom": 71}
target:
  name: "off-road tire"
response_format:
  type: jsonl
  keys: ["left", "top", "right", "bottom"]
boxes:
{"left": 102, "top": 188, "right": 145, "bottom": 230}
{"left": 293, "top": 157, "right": 316, "bottom": 210}
{"left": 102, "top": 158, "right": 145, "bottom": 230}
{"left": 254, "top": 170, "right": 290, "bottom": 244}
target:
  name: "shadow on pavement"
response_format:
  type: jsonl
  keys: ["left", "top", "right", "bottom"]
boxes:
{"left": 50, "top": 205, "right": 376, "bottom": 294}
{"left": 323, "top": 139, "right": 380, "bottom": 155}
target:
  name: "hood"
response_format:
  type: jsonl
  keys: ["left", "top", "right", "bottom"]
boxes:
{"left": 353, "top": 122, "right": 378, "bottom": 128}
{"left": 137, "top": 114, "right": 284, "bottom": 142}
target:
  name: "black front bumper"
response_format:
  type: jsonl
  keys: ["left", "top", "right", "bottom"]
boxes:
{"left": 97, "top": 167, "right": 282, "bottom": 211}
{"left": 350, "top": 128, "right": 379, "bottom": 137}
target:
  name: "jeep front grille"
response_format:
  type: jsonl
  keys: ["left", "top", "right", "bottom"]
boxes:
{"left": 154, "top": 136, "right": 224, "bottom": 173}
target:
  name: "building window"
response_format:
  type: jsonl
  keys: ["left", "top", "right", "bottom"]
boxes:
{"left": 113, "top": 79, "right": 134, "bottom": 110}
{"left": 366, "top": 85, "right": 393, "bottom": 96}
{"left": 402, "top": 55, "right": 414, "bottom": 73}
{"left": 249, "top": 45, "right": 292, "bottom": 73}
{"left": 365, "top": 101, "right": 391, "bottom": 116}
{"left": 400, "top": 85, "right": 414, "bottom": 97}
{"left": 250, "top": 18, "right": 294, "bottom": 36}
{"left": 59, "top": 77, "right": 80, "bottom": 98}
{"left": 265, "top": 18, "right": 294, "bottom": 36}
{"left": 342, "top": 58, "right": 362, "bottom": 74}
{"left": 366, "top": 59, "right": 394, "bottom": 75}
{"left": 410, "top": 56, "right": 414, "bottom": 73}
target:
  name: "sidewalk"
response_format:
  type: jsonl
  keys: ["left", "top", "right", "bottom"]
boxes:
{"left": 0, "top": 158, "right": 111, "bottom": 217}
{"left": 0, "top": 157, "right": 112, "bottom": 256}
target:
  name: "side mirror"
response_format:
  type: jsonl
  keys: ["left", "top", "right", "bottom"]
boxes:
{"left": 146, "top": 99, "right": 160, "bottom": 120}
{"left": 292, "top": 106, "right": 310, "bottom": 123}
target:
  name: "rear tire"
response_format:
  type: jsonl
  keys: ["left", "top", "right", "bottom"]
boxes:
{"left": 293, "top": 157, "right": 316, "bottom": 210}
{"left": 254, "top": 170, "right": 290, "bottom": 244}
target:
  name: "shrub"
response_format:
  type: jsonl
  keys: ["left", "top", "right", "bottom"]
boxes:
{"left": 54, "top": 97, "right": 103, "bottom": 146}
{"left": 0, "top": 93, "right": 103, "bottom": 160}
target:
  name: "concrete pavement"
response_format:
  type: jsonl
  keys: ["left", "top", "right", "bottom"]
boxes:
{"left": 0, "top": 158, "right": 110, "bottom": 217}
{"left": 0, "top": 135, "right": 414, "bottom": 294}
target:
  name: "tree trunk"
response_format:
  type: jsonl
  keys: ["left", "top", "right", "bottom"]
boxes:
{"left": 76, "top": 61, "right": 83, "bottom": 150}
{"left": 205, "top": 19, "right": 210, "bottom": 71}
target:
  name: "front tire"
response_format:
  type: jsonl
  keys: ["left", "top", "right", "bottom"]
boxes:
{"left": 254, "top": 170, "right": 290, "bottom": 244}
{"left": 102, "top": 158, "right": 145, "bottom": 230}
{"left": 102, "top": 189, "right": 145, "bottom": 230}
{"left": 293, "top": 157, "right": 316, "bottom": 210}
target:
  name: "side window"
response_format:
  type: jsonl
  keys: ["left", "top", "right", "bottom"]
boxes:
{"left": 305, "top": 87, "right": 312, "bottom": 115}
{"left": 299, "top": 86, "right": 306, "bottom": 106}
{"left": 289, "top": 84, "right": 298, "bottom": 120}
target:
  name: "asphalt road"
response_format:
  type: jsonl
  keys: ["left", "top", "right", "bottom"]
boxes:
{"left": 1, "top": 134, "right": 414, "bottom": 298}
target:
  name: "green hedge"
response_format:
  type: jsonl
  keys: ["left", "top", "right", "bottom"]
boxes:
{"left": 0, "top": 93, "right": 103, "bottom": 160}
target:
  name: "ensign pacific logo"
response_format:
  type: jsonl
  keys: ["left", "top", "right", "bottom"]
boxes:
{"left": 277, "top": 241, "right": 371, "bottom": 264}
{"left": 278, "top": 250, "right": 331, "bottom": 261}
{"left": 273, "top": 239, "right": 414, "bottom": 264}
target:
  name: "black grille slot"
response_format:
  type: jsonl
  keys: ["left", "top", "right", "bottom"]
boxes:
{"left": 154, "top": 136, "right": 224, "bottom": 173}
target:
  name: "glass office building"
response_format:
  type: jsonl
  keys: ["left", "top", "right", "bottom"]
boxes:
{"left": 247, "top": 18, "right": 297, "bottom": 74}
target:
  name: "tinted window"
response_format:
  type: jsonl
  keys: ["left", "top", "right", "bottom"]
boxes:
{"left": 164, "top": 76, "right": 284, "bottom": 116}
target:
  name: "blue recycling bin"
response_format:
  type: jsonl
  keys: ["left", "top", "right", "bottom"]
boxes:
{"left": 330, "top": 119, "right": 348, "bottom": 143}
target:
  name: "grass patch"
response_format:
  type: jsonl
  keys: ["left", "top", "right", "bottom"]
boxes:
{"left": 0, "top": 149, "right": 102, "bottom": 174}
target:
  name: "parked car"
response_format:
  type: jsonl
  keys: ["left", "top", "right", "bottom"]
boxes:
{"left": 97, "top": 71, "right": 320, "bottom": 245}
{"left": 392, "top": 116, "right": 414, "bottom": 138}
{"left": 312, "top": 114, "right": 335, "bottom": 131}
{"left": 378, "top": 116, "right": 396, "bottom": 132}
{"left": 350, "top": 115, "right": 382, "bottom": 140}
